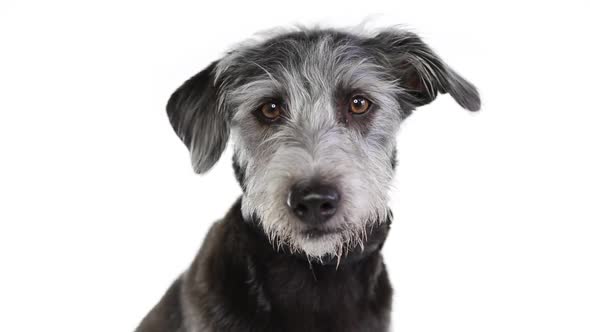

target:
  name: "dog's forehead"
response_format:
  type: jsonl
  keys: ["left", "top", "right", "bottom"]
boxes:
{"left": 219, "top": 30, "right": 400, "bottom": 118}
{"left": 218, "top": 31, "right": 391, "bottom": 89}
{"left": 224, "top": 30, "right": 365, "bottom": 69}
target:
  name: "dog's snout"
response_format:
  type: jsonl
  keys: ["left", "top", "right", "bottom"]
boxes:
{"left": 288, "top": 183, "right": 340, "bottom": 225}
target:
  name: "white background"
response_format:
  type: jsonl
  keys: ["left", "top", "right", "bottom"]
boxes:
{"left": 1, "top": 1, "right": 589, "bottom": 331}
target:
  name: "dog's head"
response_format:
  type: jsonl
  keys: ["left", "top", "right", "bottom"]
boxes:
{"left": 167, "top": 28, "right": 480, "bottom": 260}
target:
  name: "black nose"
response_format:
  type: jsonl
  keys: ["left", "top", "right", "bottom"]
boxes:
{"left": 288, "top": 183, "right": 340, "bottom": 225}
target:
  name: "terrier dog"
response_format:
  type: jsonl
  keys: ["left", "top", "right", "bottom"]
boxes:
{"left": 136, "top": 27, "right": 480, "bottom": 332}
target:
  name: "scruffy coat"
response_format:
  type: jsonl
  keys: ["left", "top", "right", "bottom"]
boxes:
{"left": 136, "top": 26, "right": 479, "bottom": 332}
{"left": 136, "top": 199, "right": 392, "bottom": 332}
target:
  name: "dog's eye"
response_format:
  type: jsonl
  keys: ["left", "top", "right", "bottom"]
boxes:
{"left": 258, "top": 102, "right": 282, "bottom": 121}
{"left": 349, "top": 95, "right": 371, "bottom": 115}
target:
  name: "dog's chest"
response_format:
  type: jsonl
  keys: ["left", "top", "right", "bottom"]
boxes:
{"left": 184, "top": 205, "right": 393, "bottom": 332}
{"left": 246, "top": 253, "right": 392, "bottom": 332}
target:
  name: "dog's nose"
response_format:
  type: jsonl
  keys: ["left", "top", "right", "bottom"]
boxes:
{"left": 288, "top": 183, "right": 340, "bottom": 225}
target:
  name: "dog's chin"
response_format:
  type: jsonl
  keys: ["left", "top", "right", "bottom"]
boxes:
{"left": 293, "top": 230, "right": 344, "bottom": 259}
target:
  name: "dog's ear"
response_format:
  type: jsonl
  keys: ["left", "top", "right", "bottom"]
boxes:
{"left": 371, "top": 29, "right": 480, "bottom": 112}
{"left": 167, "top": 61, "right": 230, "bottom": 174}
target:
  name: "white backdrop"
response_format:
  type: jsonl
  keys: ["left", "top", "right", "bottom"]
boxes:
{"left": 1, "top": 1, "right": 589, "bottom": 331}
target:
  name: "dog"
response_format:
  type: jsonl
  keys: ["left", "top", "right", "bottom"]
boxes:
{"left": 135, "top": 27, "right": 480, "bottom": 332}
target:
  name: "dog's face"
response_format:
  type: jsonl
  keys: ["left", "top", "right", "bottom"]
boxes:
{"left": 167, "top": 28, "right": 480, "bottom": 260}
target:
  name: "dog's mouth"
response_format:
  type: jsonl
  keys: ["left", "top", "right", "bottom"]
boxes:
{"left": 301, "top": 227, "right": 339, "bottom": 239}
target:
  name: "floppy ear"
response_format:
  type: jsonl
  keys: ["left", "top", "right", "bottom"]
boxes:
{"left": 372, "top": 29, "right": 481, "bottom": 112}
{"left": 166, "top": 61, "right": 230, "bottom": 174}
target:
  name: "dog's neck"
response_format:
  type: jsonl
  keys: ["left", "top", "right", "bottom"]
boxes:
{"left": 239, "top": 200, "right": 392, "bottom": 268}
{"left": 188, "top": 198, "right": 392, "bottom": 331}
{"left": 220, "top": 198, "right": 392, "bottom": 329}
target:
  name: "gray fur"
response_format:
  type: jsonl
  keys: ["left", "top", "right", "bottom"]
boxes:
{"left": 167, "top": 27, "right": 480, "bottom": 260}
{"left": 166, "top": 61, "right": 231, "bottom": 174}
{"left": 137, "top": 26, "right": 480, "bottom": 332}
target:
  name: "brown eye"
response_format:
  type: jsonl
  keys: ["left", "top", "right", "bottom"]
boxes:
{"left": 259, "top": 102, "right": 282, "bottom": 121}
{"left": 349, "top": 95, "right": 371, "bottom": 114}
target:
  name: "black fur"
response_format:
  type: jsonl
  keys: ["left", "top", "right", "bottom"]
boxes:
{"left": 136, "top": 199, "right": 393, "bottom": 332}
{"left": 232, "top": 154, "right": 247, "bottom": 191}
{"left": 365, "top": 30, "right": 480, "bottom": 113}
{"left": 138, "top": 27, "right": 480, "bottom": 332}
{"left": 166, "top": 61, "right": 230, "bottom": 174}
